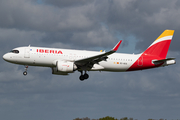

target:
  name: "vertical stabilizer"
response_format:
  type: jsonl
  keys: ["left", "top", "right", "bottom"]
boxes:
{"left": 128, "top": 30, "right": 175, "bottom": 71}
{"left": 143, "top": 30, "right": 174, "bottom": 58}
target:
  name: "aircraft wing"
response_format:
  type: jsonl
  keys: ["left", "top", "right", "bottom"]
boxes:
{"left": 74, "top": 40, "right": 122, "bottom": 69}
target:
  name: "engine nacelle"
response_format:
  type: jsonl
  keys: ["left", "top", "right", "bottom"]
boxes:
{"left": 52, "top": 67, "right": 69, "bottom": 75}
{"left": 52, "top": 61, "right": 77, "bottom": 75}
{"left": 57, "top": 61, "right": 77, "bottom": 72}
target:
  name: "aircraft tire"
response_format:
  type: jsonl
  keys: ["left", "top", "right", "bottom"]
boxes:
{"left": 84, "top": 73, "right": 89, "bottom": 79}
{"left": 23, "top": 71, "right": 27, "bottom": 76}
{"left": 79, "top": 75, "right": 85, "bottom": 81}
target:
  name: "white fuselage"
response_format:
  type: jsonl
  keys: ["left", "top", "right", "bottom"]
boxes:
{"left": 3, "top": 46, "right": 140, "bottom": 72}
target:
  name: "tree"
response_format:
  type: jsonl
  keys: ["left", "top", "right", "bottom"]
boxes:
{"left": 120, "top": 117, "right": 128, "bottom": 120}
{"left": 73, "top": 118, "right": 82, "bottom": 120}
{"left": 73, "top": 117, "right": 91, "bottom": 120}
{"left": 83, "top": 117, "right": 91, "bottom": 120}
{"left": 99, "top": 116, "right": 118, "bottom": 120}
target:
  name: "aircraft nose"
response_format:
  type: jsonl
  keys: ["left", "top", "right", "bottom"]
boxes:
{"left": 3, "top": 53, "right": 10, "bottom": 61}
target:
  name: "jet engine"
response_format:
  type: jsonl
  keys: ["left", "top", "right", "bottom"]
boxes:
{"left": 52, "top": 61, "right": 77, "bottom": 75}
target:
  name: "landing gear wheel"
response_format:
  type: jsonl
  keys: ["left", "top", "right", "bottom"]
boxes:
{"left": 78, "top": 71, "right": 89, "bottom": 81}
{"left": 84, "top": 73, "right": 89, "bottom": 79}
{"left": 23, "top": 71, "right": 27, "bottom": 76}
{"left": 23, "top": 65, "right": 28, "bottom": 76}
{"left": 79, "top": 75, "right": 85, "bottom": 81}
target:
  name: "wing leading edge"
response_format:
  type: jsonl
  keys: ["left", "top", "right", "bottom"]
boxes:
{"left": 74, "top": 40, "right": 122, "bottom": 70}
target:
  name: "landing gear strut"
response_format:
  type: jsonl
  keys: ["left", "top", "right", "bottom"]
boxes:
{"left": 23, "top": 66, "right": 28, "bottom": 76}
{"left": 79, "top": 71, "right": 89, "bottom": 81}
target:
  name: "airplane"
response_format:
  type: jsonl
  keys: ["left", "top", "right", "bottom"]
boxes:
{"left": 3, "top": 30, "right": 176, "bottom": 81}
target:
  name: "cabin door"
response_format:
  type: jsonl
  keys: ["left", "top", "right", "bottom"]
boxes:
{"left": 138, "top": 56, "right": 143, "bottom": 66}
{"left": 24, "top": 48, "right": 30, "bottom": 58}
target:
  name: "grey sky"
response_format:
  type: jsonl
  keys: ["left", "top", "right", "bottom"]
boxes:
{"left": 0, "top": 0, "right": 180, "bottom": 120}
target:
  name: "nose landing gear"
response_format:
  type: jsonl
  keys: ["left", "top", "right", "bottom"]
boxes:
{"left": 79, "top": 71, "right": 89, "bottom": 81}
{"left": 23, "top": 66, "right": 28, "bottom": 76}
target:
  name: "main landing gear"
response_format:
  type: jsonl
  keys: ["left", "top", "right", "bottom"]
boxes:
{"left": 23, "top": 66, "right": 28, "bottom": 76}
{"left": 79, "top": 71, "right": 89, "bottom": 81}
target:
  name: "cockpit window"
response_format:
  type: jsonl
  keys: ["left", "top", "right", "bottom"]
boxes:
{"left": 10, "top": 50, "right": 19, "bottom": 54}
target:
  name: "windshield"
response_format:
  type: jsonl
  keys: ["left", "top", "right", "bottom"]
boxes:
{"left": 10, "top": 50, "right": 19, "bottom": 54}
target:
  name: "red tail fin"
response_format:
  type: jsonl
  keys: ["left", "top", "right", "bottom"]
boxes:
{"left": 143, "top": 30, "right": 174, "bottom": 58}
{"left": 127, "top": 30, "right": 175, "bottom": 71}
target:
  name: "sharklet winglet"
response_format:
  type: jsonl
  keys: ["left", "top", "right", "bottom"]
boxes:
{"left": 112, "top": 40, "right": 122, "bottom": 51}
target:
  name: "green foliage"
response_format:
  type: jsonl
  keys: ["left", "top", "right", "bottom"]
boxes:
{"left": 73, "top": 118, "right": 82, "bottom": 120}
{"left": 73, "top": 117, "right": 91, "bottom": 120}
{"left": 73, "top": 117, "right": 176, "bottom": 120}
{"left": 120, "top": 117, "right": 128, "bottom": 120}
{"left": 99, "top": 116, "right": 118, "bottom": 120}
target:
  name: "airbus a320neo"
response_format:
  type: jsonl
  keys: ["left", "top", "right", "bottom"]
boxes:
{"left": 3, "top": 30, "right": 175, "bottom": 81}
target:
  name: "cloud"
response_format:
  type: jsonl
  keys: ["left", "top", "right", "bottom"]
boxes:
{"left": 0, "top": 0, "right": 180, "bottom": 120}
{"left": 0, "top": 28, "right": 45, "bottom": 48}
{"left": 43, "top": 0, "right": 93, "bottom": 8}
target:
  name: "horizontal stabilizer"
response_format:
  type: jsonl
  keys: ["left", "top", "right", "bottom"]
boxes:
{"left": 153, "top": 58, "right": 176, "bottom": 66}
